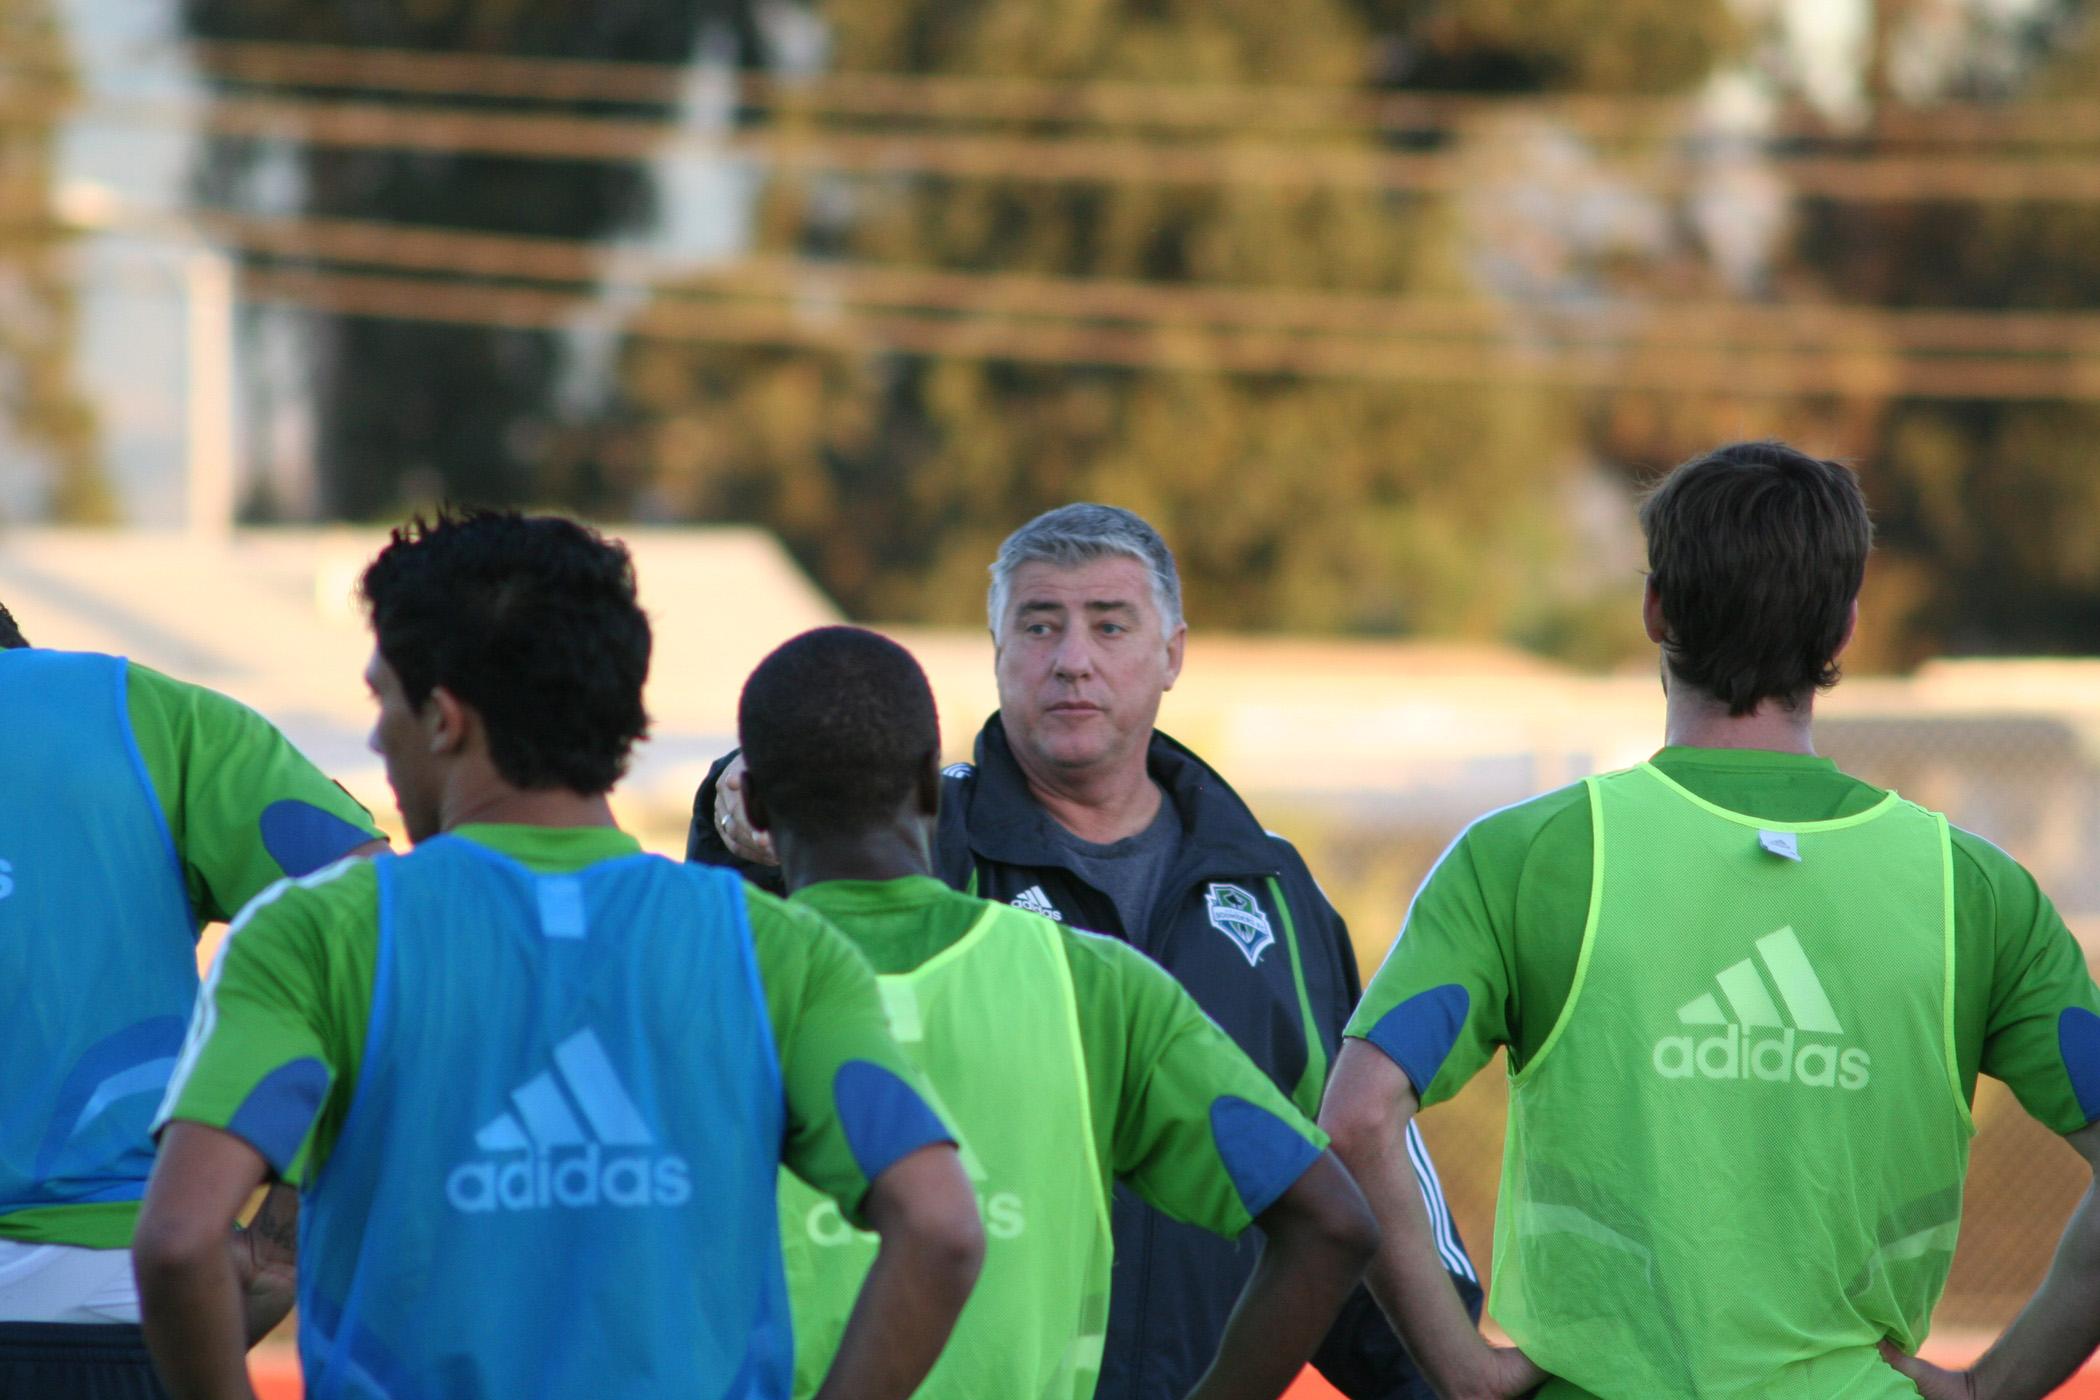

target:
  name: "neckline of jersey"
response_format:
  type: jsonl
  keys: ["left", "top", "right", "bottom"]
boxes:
{"left": 880, "top": 900, "right": 1006, "bottom": 984}
{"left": 792, "top": 874, "right": 954, "bottom": 913}
{"left": 445, "top": 822, "right": 644, "bottom": 872}
{"left": 1650, "top": 744, "right": 1839, "bottom": 771}
{"left": 1636, "top": 762, "right": 1901, "bottom": 833}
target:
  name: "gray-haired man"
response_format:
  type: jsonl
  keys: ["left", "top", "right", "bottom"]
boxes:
{"left": 692, "top": 504, "right": 1478, "bottom": 1400}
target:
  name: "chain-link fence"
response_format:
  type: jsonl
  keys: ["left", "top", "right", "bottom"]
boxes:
{"left": 1269, "top": 712, "right": 2100, "bottom": 1331}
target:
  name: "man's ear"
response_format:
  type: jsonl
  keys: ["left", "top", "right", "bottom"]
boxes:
{"left": 1833, "top": 596, "right": 1860, "bottom": 660}
{"left": 1162, "top": 621, "right": 1187, "bottom": 692}
{"left": 742, "top": 768, "right": 775, "bottom": 835}
{"left": 915, "top": 749, "right": 944, "bottom": 820}
{"left": 1641, "top": 578, "right": 1670, "bottom": 646}
{"left": 425, "top": 686, "right": 475, "bottom": 756}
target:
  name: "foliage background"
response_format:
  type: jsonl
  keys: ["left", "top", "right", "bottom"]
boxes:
{"left": 121, "top": 0, "right": 2100, "bottom": 669}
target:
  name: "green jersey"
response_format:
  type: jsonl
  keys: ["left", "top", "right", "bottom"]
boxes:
{"left": 1350, "top": 747, "right": 2100, "bottom": 1130}
{"left": 2, "top": 661, "right": 381, "bottom": 1249}
{"left": 781, "top": 877, "right": 1330, "bottom": 1398}
{"left": 1351, "top": 747, "right": 2100, "bottom": 1399}
{"left": 157, "top": 826, "right": 945, "bottom": 1224}
{"left": 1492, "top": 764, "right": 1969, "bottom": 1400}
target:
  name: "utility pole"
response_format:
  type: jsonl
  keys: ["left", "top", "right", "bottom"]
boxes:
{"left": 185, "top": 249, "right": 236, "bottom": 539}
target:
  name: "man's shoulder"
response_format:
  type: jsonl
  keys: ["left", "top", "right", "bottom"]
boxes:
{"left": 741, "top": 883, "right": 877, "bottom": 998}
{"left": 1443, "top": 780, "right": 1594, "bottom": 870}
{"left": 221, "top": 853, "right": 380, "bottom": 969}
{"left": 1043, "top": 909, "right": 1215, "bottom": 1039}
{"left": 124, "top": 659, "right": 272, "bottom": 738}
{"left": 1946, "top": 822, "right": 2053, "bottom": 938}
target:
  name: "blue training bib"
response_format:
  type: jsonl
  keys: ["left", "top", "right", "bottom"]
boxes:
{"left": 0, "top": 650, "right": 196, "bottom": 1218}
{"left": 299, "top": 836, "right": 791, "bottom": 1400}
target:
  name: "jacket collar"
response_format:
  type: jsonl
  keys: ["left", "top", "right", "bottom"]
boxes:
{"left": 962, "top": 711, "right": 1282, "bottom": 878}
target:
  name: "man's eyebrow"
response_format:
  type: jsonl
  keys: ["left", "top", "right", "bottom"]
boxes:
{"left": 1082, "top": 598, "right": 1139, "bottom": 613}
{"left": 1015, "top": 598, "right": 1066, "bottom": 615}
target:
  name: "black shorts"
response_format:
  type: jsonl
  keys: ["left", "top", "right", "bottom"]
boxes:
{"left": 0, "top": 1322, "right": 172, "bottom": 1400}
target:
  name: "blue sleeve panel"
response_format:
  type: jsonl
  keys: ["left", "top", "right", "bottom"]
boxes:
{"left": 833, "top": 1060, "right": 953, "bottom": 1184}
{"left": 225, "top": 1057, "right": 331, "bottom": 1175}
{"left": 1362, "top": 984, "right": 1470, "bottom": 1099}
{"left": 2059, "top": 1007, "right": 2100, "bottom": 1123}
{"left": 260, "top": 799, "right": 374, "bottom": 879}
{"left": 1209, "top": 1095, "right": 1322, "bottom": 1220}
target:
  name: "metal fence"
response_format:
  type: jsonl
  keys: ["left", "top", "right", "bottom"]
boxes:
{"left": 1271, "top": 712, "right": 2100, "bottom": 1331}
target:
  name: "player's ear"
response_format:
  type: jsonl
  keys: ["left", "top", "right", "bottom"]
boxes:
{"left": 425, "top": 685, "right": 474, "bottom": 756}
{"left": 1833, "top": 596, "right": 1860, "bottom": 661}
{"left": 914, "top": 749, "right": 943, "bottom": 820}
{"left": 741, "top": 769, "right": 775, "bottom": 835}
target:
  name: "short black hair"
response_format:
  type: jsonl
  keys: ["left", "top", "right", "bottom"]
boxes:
{"left": 739, "top": 627, "right": 940, "bottom": 841}
{"left": 0, "top": 601, "right": 25, "bottom": 649}
{"left": 1639, "top": 440, "right": 1872, "bottom": 716}
{"left": 360, "top": 510, "right": 650, "bottom": 794}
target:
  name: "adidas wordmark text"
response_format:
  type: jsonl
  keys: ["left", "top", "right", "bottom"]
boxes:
{"left": 445, "top": 1028, "right": 692, "bottom": 1212}
{"left": 1651, "top": 927, "right": 1871, "bottom": 1089}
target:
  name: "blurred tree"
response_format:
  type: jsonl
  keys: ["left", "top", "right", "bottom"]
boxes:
{"left": 1650, "top": 1, "right": 2100, "bottom": 660}
{"left": 0, "top": 0, "right": 108, "bottom": 521}
{"left": 625, "top": 0, "right": 1736, "bottom": 642}
{"left": 183, "top": 0, "right": 734, "bottom": 518}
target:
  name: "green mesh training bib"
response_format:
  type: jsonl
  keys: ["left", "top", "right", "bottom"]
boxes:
{"left": 1492, "top": 763, "right": 1970, "bottom": 1400}
{"left": 778, "top": 904, "right": 1112, "bottom": 1400}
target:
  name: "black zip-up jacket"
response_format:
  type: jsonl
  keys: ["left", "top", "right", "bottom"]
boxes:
{"left": 688, "top": 714, "right": 1479, "bottom": 1400}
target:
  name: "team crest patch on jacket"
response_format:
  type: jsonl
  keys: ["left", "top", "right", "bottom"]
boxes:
{"left": 1011, "top": 885, "right": 1063, "bottom": 921}
{"left": 1206, "top": 883, "right": 1274, "bottom": 965}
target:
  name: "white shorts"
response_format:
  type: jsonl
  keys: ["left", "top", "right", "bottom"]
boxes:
{"left": 0, "top": 1242, "right": 140, "bottom": 1324}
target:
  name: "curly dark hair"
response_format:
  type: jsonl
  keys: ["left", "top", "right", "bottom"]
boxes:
{"left": 361, "top": 510, "right": 650, "bottom": 794}
{"left": 739, "top": 626, "right": 940, "bottom": 841}
{"left": 1640, "top": 440, "right": 1872, "bottom": 716}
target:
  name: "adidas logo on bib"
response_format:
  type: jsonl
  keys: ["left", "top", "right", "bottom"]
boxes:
{"left": 1652, "top": 927, "right": 1870, "bottom": 1089}
{"left": 445, "top": 1027, "right": 692, "bottom": 1213}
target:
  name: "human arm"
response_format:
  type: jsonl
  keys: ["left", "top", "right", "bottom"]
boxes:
{"left": 128, "top": 665, "right": 386, "bottom": 920}
{"left": 1184, "top": 1151, "right": 1379, "bottom": 1400}
{"left": 1320, "top": 1040, "right": 1545, "bottom": 1400}
{"left": 809, "top": 1142, "right": 986, "bottom": 1400}
{"left": 132, "top": 1122, "right": 277, "bottom": 1400}
{"left": 1881, "top": 1120, "right": 2100, "bottom": 1400}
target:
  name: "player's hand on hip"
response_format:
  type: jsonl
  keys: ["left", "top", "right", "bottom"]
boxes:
{"left": 1879, "top": 1339, "right": 1977, "bottom": 1400}
{"left": 715, "top": 756, "right": 778, "bottom": 866}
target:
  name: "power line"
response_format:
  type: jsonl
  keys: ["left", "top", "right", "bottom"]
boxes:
{"left": 26, "top": 89, "right": 2090, "bottom": 202}
{"left": 172, "top": 41, "right": 2100, "bottom": 147}
{"left": 199, "top": 209, "right": 2100, "bottom": 357}
{"left": 234, "top": 260, "right": 2100, "bottom": 400}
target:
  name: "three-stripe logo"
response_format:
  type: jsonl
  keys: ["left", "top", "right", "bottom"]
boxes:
{"left": 1652, "top": 927, "right": 1871, "bottom": 1088}
{"left": 445, "top": 1028, "right": 692, "bottom": 1212}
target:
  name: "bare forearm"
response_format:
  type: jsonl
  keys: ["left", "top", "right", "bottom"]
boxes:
{"left": 135, "top": 1244, "right": 257, "bottom": 1400}
{"left": 1321, "top": 1043, "right": 1537, "bottom": 1400}
{"left": 1184, "top": 1221, "right": 1370, "bottom": 1400}
{"left": 1353, "top": 1122, "right": 1496, "bottom": 1397}
{"left": 1971, "top": 1182, "right": 2100, "bottom": 1400}
{"left": 135, "top": 1122, "right": 276, "bottom": 1400}
{"left": 811, "top": 1232, "right": 978, "bottom": 1400}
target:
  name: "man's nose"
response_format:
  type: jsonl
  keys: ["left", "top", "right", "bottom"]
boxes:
{"left": 1051, "top": 630, "right": 1094, "bottom": 678}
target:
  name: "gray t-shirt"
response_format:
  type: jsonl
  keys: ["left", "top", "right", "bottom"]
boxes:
{"left": 1040, "top": 787, "right": 1184, "bottom": 938}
